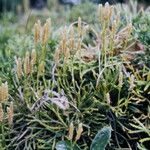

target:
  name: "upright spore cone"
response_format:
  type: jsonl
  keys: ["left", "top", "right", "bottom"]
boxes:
{"left": 34, "top": 23, "right": 40, "bottom": 44}
{"left": 129, "top": 74, "right": 135, "bottom": 91}
{"left": 24, "top": 51, "right": 30, "bottom": 75}
{"left": 68, "top": 122, "right": 74, "bottom": 140}
{"left": 69, "top": 26, "right": 75, "bottom": 50}
{"left": 37, "top": 20, "right": 41, "bottom": 33}
{"left": 61, "top": 27, "right": 67, "bottom": 53}
{"left": 98, "top": 4, "right": 103, "bottom": 22}
{"left": 42, "top": 18, "right": 51, "bottom": 45}
{"left": 104, "top": 2, "right": 113, "bottom": 21}
{"left": 118, "top": 70, "right": 123, "bottom": 88}
{"left": 7, "top": 102, "right": 14, "bottom": 125}
{"left": 78, "top": 17, "right": 82, "bottom": 38}
{"left": 31, "top": 49, "right": 37, "bottom": 65}
{"left": 75, "top": 123, "right": 83, "bottom": 141}
{"left": 0, "top": 82, "right": 9, "bottom": 103}
{"left": 112, "top": 20, "right": 117, "bottom": 34}
{"left": 106, "top": 93, "right": 111, "bottom": 104}
{"left": 46, "top": 18, "right": 51, "bottom": 34}
{"left": 15, "top": 57, "right": 22, "bottom": 78}
{"left": 54, "top": 48, "right": 60, "bottom": 64}
{"left": 98, "top": 2, "right": 113, "bottom": 23}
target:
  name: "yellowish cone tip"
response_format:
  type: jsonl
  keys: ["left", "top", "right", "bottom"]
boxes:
{"left": 16, "top": 57, "right": 22, "bottom": 78}
{"left": 34, "top": 23, "right": 40, "bottom": 44}
{"left": 31, "top": 49, "right": 37, "bottom": 65}
{"left": 37, "top": 20, "right": 42, "bottom": 41}
{"left": 24, "top": 51, "right": 30, "bottom": 75}
{"left": 78, "top": 17, "right": 82, "bottom": 37}
{"left": 64, "top": 47, "right": 70, "bottom": 63}
{"left": 112, "top": 20, "right": 117, "bottom": 33}
{"left": 75, "top": 123, "right": 83, "bottom": 141}
{"left": 42, "top": 18, "right": 51, "bottom": 45}
{"left": 118, "top": 70, "right": 123, "bottom": 88}
{"left": 129, "top": 74, "right": 135, "bottom": 91}
{"left": 98, "top": 2, "right": 113, "bottom": 22}
{"left": 0, "top": 82, "right": 9, "bottom": 103}
{"left": 68, "top": 122, "right": 74, "bottom": 140}
{"left": 54, "top": 48, "right": 60, "bottom": 64}
{"left": 46, "top": 18, "right": 51, "bottom": 32}
{"left": 98, "top": 4, "right": 103, "bottom": 22}
{"left": 61, "top": 27, "right": 67, "bottom": 54}
{"left": 7, "top": 102, "right": 13, "bottom": 125}
{"left": 69, "top": 26, "right": 75, "bottom": 50}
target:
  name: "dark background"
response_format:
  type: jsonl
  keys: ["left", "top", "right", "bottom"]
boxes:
{"left": 0, "top": 0, "right": 149, "bottom": 12}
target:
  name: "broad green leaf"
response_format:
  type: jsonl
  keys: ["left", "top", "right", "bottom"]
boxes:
{"left": 90, "top": 126, "right": 111, "bottom": 150}
{"left": 56, "top": 141, "right": 81, "bottom": 150}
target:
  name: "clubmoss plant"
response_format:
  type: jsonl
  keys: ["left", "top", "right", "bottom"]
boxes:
{"left": 0, "top": 1, "right": 149, "bottom": 149}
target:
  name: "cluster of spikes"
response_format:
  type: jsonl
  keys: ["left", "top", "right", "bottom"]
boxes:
{"left": 12, "top": 1, "right": 135, "bottom": 122}
{"left": 54, "top": 2, "right": 133, "bottom": 64}
{"left": 54, "top": 17, "right": 87, "bottom": 64}
{"left": 0, "top": 82, "right": 13, "bottom": 125}
{"left": 0, "top": 102, "right": 13, "bottom": 125}
{"left": 15, "top": 19, "right": 52, "bottom": 78}
{"left": 15, "top": 50, "right": 46, "bottom": 78}
{"left": 14, "top": 2, "right": 133, "bottom": 74}
{"left": 68, "top": 122, "right": 83, "bottom": 142}
{"left": 0, "top": 82, "right": 8, "bottom": 103}
{"left": 34, "top": 18, "right": 51, "bottom": 46}
{"left": 97, "top": 2, "right": 133, "bottom": 51}
{"left": 15, "top": 49, "right": 37, "bottom": 78}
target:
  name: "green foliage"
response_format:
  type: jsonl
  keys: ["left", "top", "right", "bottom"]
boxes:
{"left": 0, "top": 0, "right": 22, "bottom": 12}
{"left": 6, "top": 34, "right": 34, "bottom": 57}
{"left": 69, "top": 2, "right": 97, "bottom": 23}
{"left": 56, "top": 141, "right": 81, "bottom": 150}
{"left": 133, "top": 9, "right": 150, "bottom": 46}
{"left": 90, "top": 126, "right": 111, "bottom": 150}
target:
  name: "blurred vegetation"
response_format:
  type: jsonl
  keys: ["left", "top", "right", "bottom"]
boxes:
{"left": 0, "top": 0, "right": 150, "bottom": 13}
{"left": 69, "top": 1, "right": 97, "bottom": 23}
